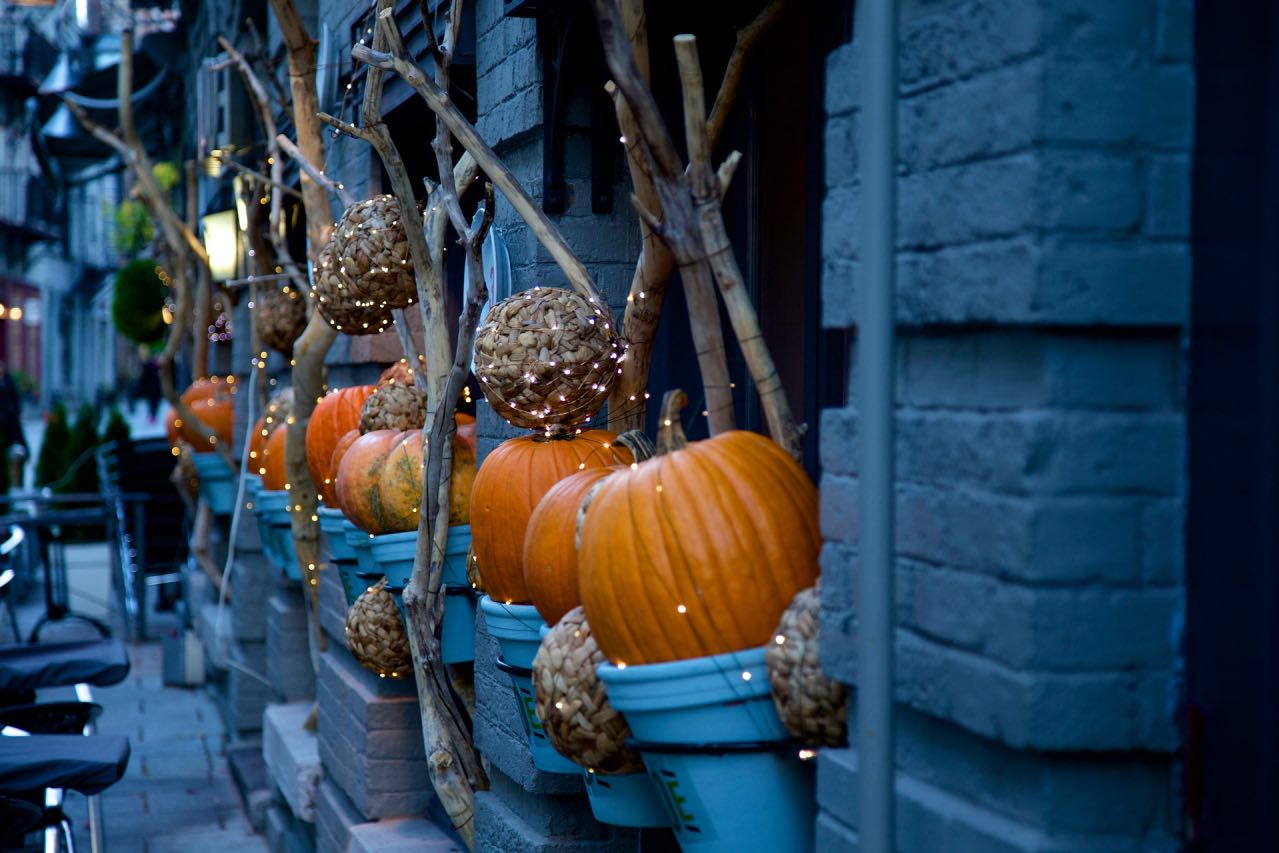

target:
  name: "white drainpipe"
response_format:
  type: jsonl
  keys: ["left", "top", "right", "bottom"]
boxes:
{"left": 855, "top": 0, "right": 897, "bottom": 851}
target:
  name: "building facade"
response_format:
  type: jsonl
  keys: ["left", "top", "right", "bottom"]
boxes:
{"left": 105, "top": 0, "right": 1279, "bottom": 850}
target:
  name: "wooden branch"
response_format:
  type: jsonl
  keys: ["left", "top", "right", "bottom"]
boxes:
{"left": 673, "top": 36, "right": 804, "bottom": 459}
{"left": 706, "top": 0, "right": 787, "bottom": 147}
{"left": 269, "top": 0, "right": 341, "bottom": 643}
{"left": 188, "top": 161, "right": 212, "bottom": 380}
{"left": 592, "top": 3, "right": 735, "bottom": 434}
{"left": 277, "top": 133, "right": 356, "bottom": 207}
{"left": 606, "top": 0, "right": 784, "bottom": 432}
{"left": 353, "top": 29, "right": 602, "bottom": 304}
{"left": 211, "top": 154, "right": 302, "bottom": 199}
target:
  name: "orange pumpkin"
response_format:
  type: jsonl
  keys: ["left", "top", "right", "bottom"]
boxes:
{"left": 261, "top": 422, "right": 289, "bottom": 491}
{"left": 248, "top": 416, "right": 270, "bottom": 467}
{"left": 333, "top": 430, "right": 403, "bottom": 533}
{"left": 524, "top": 466, "right": 618, "bottom": 625}
{"left": 325, "top": 430, "right": 361, "bottom": 507}
{"left": 578, "top": 395, "right": 819, "bottom": 666}
{"left": 306, "top": 385, "right": 376, "bottom": 505}
{"left": 470, "top": 430, "right": 631, "bottom": 604}
{"left": 171, "top": 378, "right": 235, "bottom": 451}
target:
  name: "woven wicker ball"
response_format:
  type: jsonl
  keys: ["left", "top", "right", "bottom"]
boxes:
{"left": 532, "top": 607, "right": 643, "bottom": 774}
{"left": 312, "top": 241, "right": 395, "bottom": 335}
{"left": 255, "top": 282, "right": 307, "bottom": 355}
{"left": 358, "top": 383, "right": 426, "bottom": 433}
{"left": 766, "top": 583, "right": 848, "bottom": 746}
{"left": 474, "top": 288, "right": 624, "bottom": 432}
{"left": 378, "top": 357, "right": 426, "bottom": 387}
{"left": 345, "top": 579, "right": 414, "bottom": 678}
{"left": 329, "top": 195, "right": 416, "bottom": 309}
{"left": 264, "top": 387, "right": 294, "bottom": 428}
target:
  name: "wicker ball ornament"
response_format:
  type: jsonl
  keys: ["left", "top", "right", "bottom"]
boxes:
{"left": 533, "top": 607, "right": 643, "bottom": 775}
{"left": 312, "top": 242, "right": 395, "bottom": 335}
{"left": 474, "top": 288, "right": 625, "bottom": 432}
{"left": 171, "top": 442, "right": 198, "bottom": 506}
{"left": 255, "top": 283, "right": 307, "bottom": 354}
{"left": 331, "top": 194, "right": 415, "bottom": 305}
{"left": 765, "top": 583, "right": 848, "bottom": 746}
{"left": 358, "top": 383, "right": 427, "bottom": 433}
{"left": 345, "top": 579, "right": 413, "bottom": 678}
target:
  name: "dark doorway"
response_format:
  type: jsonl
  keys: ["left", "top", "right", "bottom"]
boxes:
{"left": 1184, "top": 1, "right": 1279, "bottom": 849}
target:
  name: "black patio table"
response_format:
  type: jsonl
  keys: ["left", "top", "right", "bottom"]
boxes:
{"left": 0, "top": 492, "right": 150, "bottom": 642}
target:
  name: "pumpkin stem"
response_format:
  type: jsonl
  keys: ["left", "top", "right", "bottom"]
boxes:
{"left": 655, "top": 390, "right": 689, "bottom": 456}
{"left": 616, "top": 429, "right": 656, "bottom": 462}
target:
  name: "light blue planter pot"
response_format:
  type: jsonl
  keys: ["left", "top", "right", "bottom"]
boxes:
{"left": 192, "top": 452, "right": 236, "bottom": 515}
{"left": 598, "top": 647, "right": 815, "bottom": 852}
{"left": 481, "top": 596, "right": 577, "bottom": 774}
{"left": 257, "top": 490, "right": 300, "bottom": 581}
{"left": 582, "top": 769, "right": 671, "bottom": 828}
{"left": 319, "top": 507, "right": 356, "bottom": 562}
{"left": 375, "top": 526, "right": 477, "bottom": 663}
{"left": 341, "top": 520, "right": 382, "bottom": 600}
{"left": 253, "top": 489, "right": 288, "bottom": 568}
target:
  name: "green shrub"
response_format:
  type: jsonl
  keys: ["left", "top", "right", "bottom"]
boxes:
{"left": 35, "top": 402, "right": 69, "bottom": 488}
{"left": 112, "top": 260, "right": 168, "bottom": 346}
{"left": 102, "top": 408, "right": 130, "bottom": 448}
{"left": 65, "top": 404, "right": 100, "bottom": 495}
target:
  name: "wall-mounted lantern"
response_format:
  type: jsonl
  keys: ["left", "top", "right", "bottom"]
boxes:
{"left": 201, "top": 208, "right": 239, "bottom": 281}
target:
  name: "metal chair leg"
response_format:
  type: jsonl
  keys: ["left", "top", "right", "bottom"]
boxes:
{"left": 86, "top": 793, "right": 103, "bottom": 853}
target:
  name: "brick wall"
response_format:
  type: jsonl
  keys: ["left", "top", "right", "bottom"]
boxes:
{"left": 819, "top": 0, "right": 1191, "bottom": 848}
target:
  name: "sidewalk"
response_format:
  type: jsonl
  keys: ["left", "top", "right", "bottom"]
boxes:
{"left": 12, "top": 542, "right": 266, "bottom": 853}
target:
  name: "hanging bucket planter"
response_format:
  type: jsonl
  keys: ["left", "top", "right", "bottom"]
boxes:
{"left": 382, "top": 525, "right": 477, "bottom": 664}
{"left": 253, "top": 488, "right": 287, "bottom": 568}
{"left": 597, "top": 646, "right": 815, "bottom": 852}
{"left": 191, "top": 452, "right": 236, "bottom": 515}
{"left": 342, "top": 520, "right": 383, "bottom": 602}
{"left": 319, "top": 508, "right": 363, "bottom": 606}
{"left": 581, "top": 768, "right": 671, "bottom": 829}
{"left": 480, "top": 596, "right": 577, "bottom": 774}
{"left": 257, "top": 490, "right": 300, "bottom": 581}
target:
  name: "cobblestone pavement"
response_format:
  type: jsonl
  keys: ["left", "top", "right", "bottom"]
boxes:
{"left": 11, "top": 549, "right": 267, "bottom": 853}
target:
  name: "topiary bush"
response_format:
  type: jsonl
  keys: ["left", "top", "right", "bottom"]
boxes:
{"left": 35, "top": 402, "right": 69, "bottom": 488}
{"left": 65, "top": 404, "right": 100, "bottom": 495}
{"left": 102, "top": 408, "right": 130, "bottom": 448}
{"left": 112, "top": 260, "right": 168, "bottom": 346}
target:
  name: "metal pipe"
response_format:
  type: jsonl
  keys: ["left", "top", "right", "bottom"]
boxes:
{"left": 855, "top": 0, "right": 898, "bottom": 851}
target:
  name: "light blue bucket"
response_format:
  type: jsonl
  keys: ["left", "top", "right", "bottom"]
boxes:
{"left": 481, "top": 596, "right": 577, "bottom": 774}
{"left": 257, "top": 490, "right": 300, "bottom": 581}
{"left": 598, "top": 647, "right": 815, "bottom": 851}
{"left": 377, "top": 528, "right": 475, "bottom": 663}
{"left": 192, "top": 452, "right": 236, "bottom": 515}
{"left": 319, "top": 507, "right": 356, "bottom": 563}
{"left": 582, "top": 769, "right": 671, "bottom": 828}
{"left": 479, "top": 596, "right": 545, "bottom": 670}
{"left": 253, "top": 489, "right": 289, "bottom": 568}
{"left": 341, "top": 520, "right": 383, "bottom": 599}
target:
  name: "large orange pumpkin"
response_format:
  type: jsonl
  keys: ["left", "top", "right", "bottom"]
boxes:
{"left": 306, "top": 385, "right": 376, "bottom": 505}
{"left": 333, "top": 430, "right": 403, "bottom": 533}
{"left": 523, "top": 466, "right": 618, "bottom": 625}
{"left": 334, "top": 417, "right": 478, "bottom": 533}
{"left": 470, "top": 430, "right": 631, "bottom": 604}
{"left": 170, "top": 378, "right": 235, "bottom": 451}
{"left": 261, "top": 422, "right": 289, "bottom": 491}
{"left": 248, "top": 416, "right": 270, "bottom": 468}
{"left": 579, "top": 394, "right": 819, "bottom": 666}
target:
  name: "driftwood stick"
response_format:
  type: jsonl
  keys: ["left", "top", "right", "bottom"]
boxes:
{"left": 187, "top": 161, "right": 212, "bottom": 380}
{"left": 706, "top": 0, "right": 788, "bottom": 147}
{"left": 673, "top": 35, "right": 804, "bottom": 459}
{"left": 210, "top": 154, "right": 303, "bottom": 199}
{"left": 607, "top": 0, "right": 784, "bottom": 431}
{"left": 269, "top": 0, "right": 341, "bottom": 635}
{"left": 277, "top": 134, "right": 357, "bottom": 208}
{"left": 352, "top": 34, "right": 602, "bottom": 304}
{"left": 592, "top": 4, "right": 736, "bottom": 434}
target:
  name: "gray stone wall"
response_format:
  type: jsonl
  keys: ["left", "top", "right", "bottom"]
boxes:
{"left": 818, "top": 0, "right": 1191, "bottom": 848}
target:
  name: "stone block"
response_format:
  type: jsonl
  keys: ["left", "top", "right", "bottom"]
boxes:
{"left": 315, "top": 778, "right": 362, "bottom": 853}
{"left": 474, "top": 782, "right": 637, "bottom": 853}
{"left": 267, "top": 589, "right": 315, "bottom": 702}
{"left": 474, "top": 611, "right": 583, "bottom": 795}
{"left": 1039, "top": 150, "right": 1142, "bottom": 232}
{"left": 1155, "top": 0, "right": 1193, "bottom": 61}
{"left": 264, "top": 702, "right": 322, "bottom": 824}
{"left": 1040, "top": 62, "right": 1194, "bottom": 150}
{"left": 899, "top": 0, "right": 1041, "bottom": 94}
{"left": 266, "top": 801, "right": 316, "bottom": 853}
{"left": 319, "top": 564, "right": 349, "bottom": 649}
{"left": 1147, "top": 155, "right": 1192, "bottom": 237}
{"left": 1035, "top": 239, "right": 1190, "bottom": 325}
{"left": 899, "top": 154, "right": 1038, "bottom": 249}
{"left": 217, "top": 641, "right": 272, "bottom": 736}
{"left": 348, "top": 817, "right": 460, "bottom": 853}
{"left": 315, "top": 646, "right": 429, "bottom": 819}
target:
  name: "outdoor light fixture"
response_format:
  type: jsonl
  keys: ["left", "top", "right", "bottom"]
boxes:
{"left": 201, "top": 208, "right": 239, "bottom": 281}
{"left": 233, "top": 174, "right": 250, "bottom": 232}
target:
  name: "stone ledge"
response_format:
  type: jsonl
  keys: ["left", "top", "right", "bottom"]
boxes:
{"left": 348, "top": 817, "right": 461, "bottom": 853}
{"left": 265, "top": 702, "right": 322, "bottom": 824}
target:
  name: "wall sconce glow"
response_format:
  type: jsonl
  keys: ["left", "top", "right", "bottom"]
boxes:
{"left": 202, "top": 209, "right": 239, "bottom": 281}
{"left": 233, "top": 175, "right": 250, "bottom": 232}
